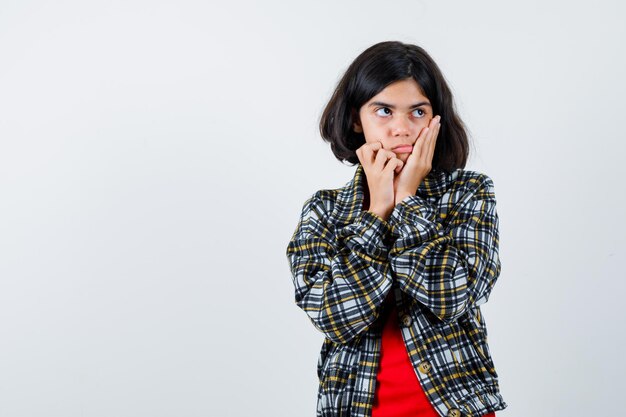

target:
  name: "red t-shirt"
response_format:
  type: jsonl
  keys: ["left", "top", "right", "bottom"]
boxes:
{"left": 372, "top": 297, "right": 495, "bottom": 417}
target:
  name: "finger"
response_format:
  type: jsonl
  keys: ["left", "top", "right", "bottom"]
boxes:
{"left": 383, "top": 157, "right": 403, "bottom": 176}
{"left": 389, "top": 155, "right": 404, "bottom": 174}
{"left": 356, "top": 146, "right": 364, "bottom": 166}
{"left": 427, "top": 121, "right": 440, "bottom": 161}
{"left": 412, "top": 126, "right": 430, "bottom": 158}
{"left": 359, "top": 141, "right": 382, "bottom": 166}
{"left": 374, "top": 147, "right": 397, "bottom": 172}
{"left": 427, "top": 117, "right": 440, "bottom": 151}
{"left": 394, "top": 159, "right": 404, "bottom": 174}
{"left": 420, "top": 116, "right": 440, "bottom": 162}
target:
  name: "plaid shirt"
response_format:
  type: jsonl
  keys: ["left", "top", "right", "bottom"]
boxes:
{"left": 285, "top": 163, "right": 508, "bottom": 417}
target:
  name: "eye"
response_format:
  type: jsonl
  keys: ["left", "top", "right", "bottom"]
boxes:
{"left": 412, "top": 108, "right": 426, "bottom": 118}
{"left": 375, "top": 107, "right": 392, "bottom": 117}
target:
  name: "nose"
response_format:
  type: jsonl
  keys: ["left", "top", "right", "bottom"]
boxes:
{"left": 391, "top": 117, "right": 411, "bottom": 136}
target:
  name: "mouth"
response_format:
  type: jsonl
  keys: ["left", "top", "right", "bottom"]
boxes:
{"left": 392, "top": 145, "right": 413, "bottom": 153}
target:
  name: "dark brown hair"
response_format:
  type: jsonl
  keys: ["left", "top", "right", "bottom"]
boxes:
{"left": 319, "top": 41, "right": 471, "bottom": 173}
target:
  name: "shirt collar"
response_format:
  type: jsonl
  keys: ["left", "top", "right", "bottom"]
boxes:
{"left": 329, "top": 163, "right": 450, "bottom": 226}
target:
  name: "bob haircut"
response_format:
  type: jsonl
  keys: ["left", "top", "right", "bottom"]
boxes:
{"left": 319, "top": 41, "right": 471, "bottom": 173}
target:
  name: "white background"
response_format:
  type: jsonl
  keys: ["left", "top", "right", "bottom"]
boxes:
{"left": 1, "top": 1, "right": 624, "bottom": 416}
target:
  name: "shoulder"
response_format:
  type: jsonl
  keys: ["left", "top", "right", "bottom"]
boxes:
{"left": 447, "top": 168, "right": 495, "bottom": 187}
{"left": 298, "top": 188, "right": 340, "bottom": 219}
{"left": 291, "top": 188, "right": 341, "bottom": 239}
{"left": 445, "top": 169, "right": 497, "bottom": 200}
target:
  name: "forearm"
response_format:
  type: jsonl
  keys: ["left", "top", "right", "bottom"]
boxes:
{"left": 287, "top": 193, "right": 395, "bottom": 344}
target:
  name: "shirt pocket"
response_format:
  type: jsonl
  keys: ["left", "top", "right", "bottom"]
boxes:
{"left": 435, "top": 312, "right": 498, "bottom": 387}
{"left": 318, "top": 344, "right": 359, "bottom": 415}
{"left": 321, "top": 365, "right": 353, "bottom": 392}
{"left": 320, "top": 364, "right": 356, "bottom": 416}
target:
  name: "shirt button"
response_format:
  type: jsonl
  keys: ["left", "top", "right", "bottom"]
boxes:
{"left": 400, "top": 314, "right": 412, "bottom": 327}
{"left": 447, "top": 408, "right": 462, "bottom": 417}
{"left": 417, "top": 360, "right": 431, "bottom": 374}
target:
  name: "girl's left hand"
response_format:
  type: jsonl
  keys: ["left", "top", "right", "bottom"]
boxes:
{"left": 393, "top": 115, "right": 441, "bottom": 205}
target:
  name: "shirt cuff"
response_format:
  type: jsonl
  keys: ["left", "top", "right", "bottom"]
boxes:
{"left": 335, "top": 210, "right": 394, "bottom": 262}
{"left": 389, "top": 194, "right": 438, "bottom": 226}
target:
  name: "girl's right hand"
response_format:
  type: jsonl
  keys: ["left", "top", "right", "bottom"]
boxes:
{"left": 356, "top": 141, "right": 403, "bottom": 221}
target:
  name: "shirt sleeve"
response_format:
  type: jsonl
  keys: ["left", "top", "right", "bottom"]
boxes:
{"left": 285, "top": 191, "right": 394, "bottom": 344}
{"left": 387, "top": 174, "right": 502, "bottom": 324}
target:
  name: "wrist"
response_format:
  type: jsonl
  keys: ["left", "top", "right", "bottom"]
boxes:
{"left": 395, "top": 192, "right": 413, "bottom": 205}
{"left": 367, "top": 206, "right": 391, "bottom": 222}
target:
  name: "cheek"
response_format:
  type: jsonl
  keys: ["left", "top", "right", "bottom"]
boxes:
{"left": 361, "top": 130, "right": 379, "bottom": 144}
{"left": 419, "top": 119, "right": 432, "bottom": 132}
{"left": 362, "top": 124, "right": 386, "bottom": 142}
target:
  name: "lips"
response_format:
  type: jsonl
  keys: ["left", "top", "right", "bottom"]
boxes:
{"left": 393, "top": 144, "right": 413, "bottom": 153}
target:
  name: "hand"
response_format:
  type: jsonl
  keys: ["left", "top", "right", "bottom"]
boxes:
{"left": 356, "top": 141, "right": 404, "bottom": 220}
{"left": 393, "top": 115, "right": 441, "bottom": 205}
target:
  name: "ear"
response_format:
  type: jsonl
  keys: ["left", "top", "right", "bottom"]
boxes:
{"left": 351, "top": 109, "right": 363, "bottom": 133}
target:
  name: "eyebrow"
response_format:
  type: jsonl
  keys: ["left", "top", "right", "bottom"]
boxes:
{"left": 368, "top": 101, "right": 431, "bottom": 109}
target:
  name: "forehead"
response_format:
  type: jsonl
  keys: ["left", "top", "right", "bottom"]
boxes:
{"left": 368, "top": 78, "right": 429, "bottom": 104}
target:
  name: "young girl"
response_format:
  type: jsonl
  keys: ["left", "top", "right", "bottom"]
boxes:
{"left": 286, "top": 41, "right": 507, "bottom": 417}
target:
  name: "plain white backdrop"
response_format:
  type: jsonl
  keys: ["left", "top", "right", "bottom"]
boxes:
{"left": 1, "top": 1, "right": 624, "bottom": 416}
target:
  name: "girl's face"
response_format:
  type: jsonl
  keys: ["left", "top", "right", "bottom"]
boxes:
{"left": 353, "top": 78, "right": 435, "bottom": 164}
